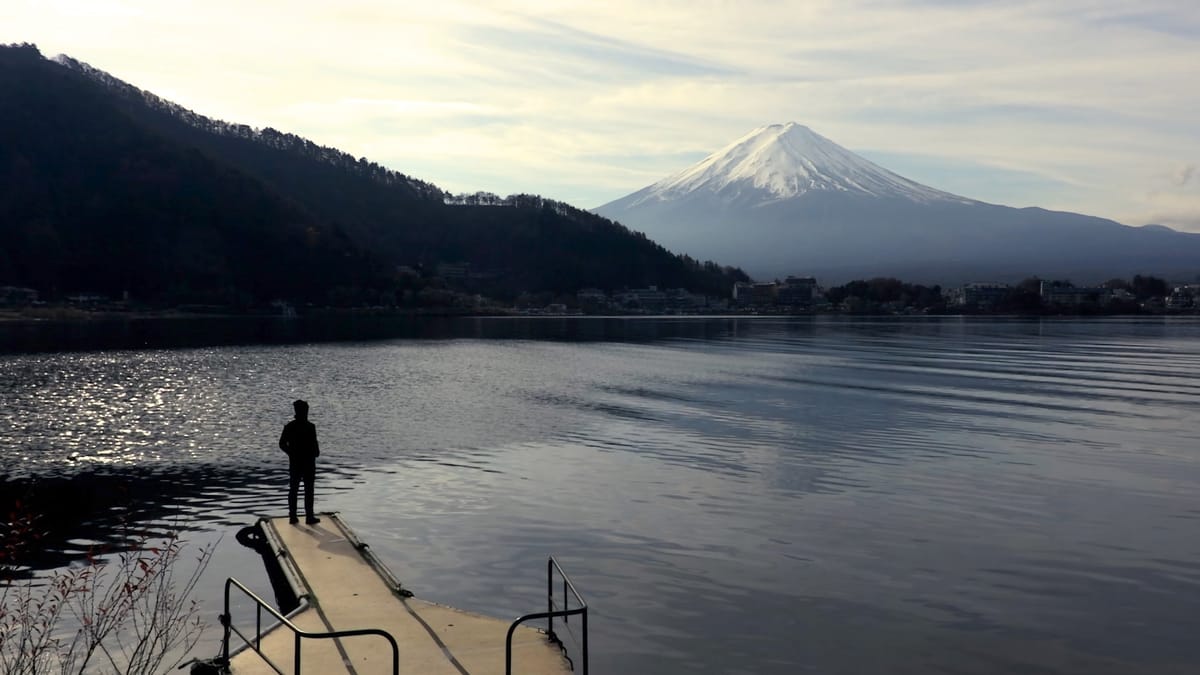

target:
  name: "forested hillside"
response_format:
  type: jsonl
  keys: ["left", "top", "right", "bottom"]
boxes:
{"left": 0, "top": 43, "right": 379, "bottom": 304}
{"left": 0, "top": 43, "right": 746, "bottom": 306}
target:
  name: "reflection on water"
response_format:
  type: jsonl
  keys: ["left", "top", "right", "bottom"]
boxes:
{"left": 0, "top": 314, "right": 776, "bottom": 354}
{"left": 0, "top": 463, "right": 367, "bottom": 574}
{"left": 3, "top": 317, "right": 1200, "bottom": 674}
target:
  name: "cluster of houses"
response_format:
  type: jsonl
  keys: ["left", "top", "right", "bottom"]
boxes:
{"left": 945, "top": 281, "right": 1130, "bottom": 309}
{"left": 548, "top": 276, "right": 1200, "bottom": 315}
{"left": 574, "top": 286, "right": 724, "bottom": 313}
{"left": 566, "top": 276, "right": 822, "bottom": 314}
{"left": 570, "top": 277, "right": 823, "bottom": 313}
{"left": 946, "top": 281, "right": 1184, "bottom": 310}
{"left": 731, "top": 277, "right": 821, "bottom": 308}
{"left": 0, "top": 286, "right": 38, "bottom": 306}
{"left": 0, "top": 287, "right": 131, "bottom": 310}
{"left": 6, "top": 277, "right": 1200, "bottom": 315}
{"left": 1164, "top": 285, "right": 1200, "bottom": 310}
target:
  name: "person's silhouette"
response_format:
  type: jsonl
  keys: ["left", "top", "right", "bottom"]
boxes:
{"left": 279, "top": 399, "right": 320, "bottom": 525}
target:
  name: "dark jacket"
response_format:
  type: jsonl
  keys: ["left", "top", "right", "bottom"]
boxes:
{"left": 279, "top": 419, "right": 320, "bottom": 465}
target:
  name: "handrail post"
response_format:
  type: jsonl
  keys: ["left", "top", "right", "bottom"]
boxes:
{"left": 509, "top": 559, "right": 589, "bottom": 674}
{"left": 582, "top": 609, "right": 589, "bottom": 675}
{"left": 547, "top": 557, "right": 554, "bottom": 636}
{"left": 221, "top": 578, "right": 232, "bottom": 664}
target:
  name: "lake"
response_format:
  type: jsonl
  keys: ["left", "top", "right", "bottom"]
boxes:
{"left": 3, "top": 316, "right": 1199, "bottom": 674}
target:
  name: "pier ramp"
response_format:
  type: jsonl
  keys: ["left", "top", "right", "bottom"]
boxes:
{"left": 224, "top": 514, "right": 580, "bottom": 675}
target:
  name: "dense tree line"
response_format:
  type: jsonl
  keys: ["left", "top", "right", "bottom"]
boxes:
{"left": 821, "top": 274, "right": 1180, "bottom": 314}
{"left": 824, "top": 278, "right": 943, "bottom": 310}
{"left": 991, "top": 275, "right": 1172, "bottom": 313}
{"left": 1104, "top": 275, "right": 1170, "bottom": 299}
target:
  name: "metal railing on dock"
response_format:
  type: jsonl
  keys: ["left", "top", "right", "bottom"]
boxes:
{"left": 506, "top": 557, "right": 588, "bottom": 675}
{"left": 220, "top": 577, "right": 400, "bottom": 675}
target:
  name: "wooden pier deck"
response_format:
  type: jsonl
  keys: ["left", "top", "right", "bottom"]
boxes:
{"left": 226, "top": 515, "right": 574, "bottom": 675}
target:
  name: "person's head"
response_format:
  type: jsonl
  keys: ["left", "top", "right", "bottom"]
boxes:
{"left": 293, "top": 399, "right": 309, "bottom": 420}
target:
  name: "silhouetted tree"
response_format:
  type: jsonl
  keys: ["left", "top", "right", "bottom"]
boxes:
{"left": 1131, "top": 274, "right": 1168, "bottom": 300}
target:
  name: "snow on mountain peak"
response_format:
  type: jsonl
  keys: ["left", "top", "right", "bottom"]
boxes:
{"left": 634, "top": 122, "right": 969, "bottom": 206}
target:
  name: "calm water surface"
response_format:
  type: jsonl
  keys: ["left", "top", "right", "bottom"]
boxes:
{"left": 3, "top": 317, "right": 1199, "bottom": 674}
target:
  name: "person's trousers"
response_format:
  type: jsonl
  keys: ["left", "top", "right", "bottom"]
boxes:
{"left": 288, "top": 463, "right": 316, "bottom": 518}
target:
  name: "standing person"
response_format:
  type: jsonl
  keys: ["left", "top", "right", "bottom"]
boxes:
{"left": 279, "top": 399, "right": 320, "bottom": 525}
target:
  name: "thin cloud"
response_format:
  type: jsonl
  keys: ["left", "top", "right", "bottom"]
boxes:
{"left": 1176, "top": 164, "right": 1197, "bottom": 188}
{"left": 456, "top": 14, "right": 739, "bottom": 81}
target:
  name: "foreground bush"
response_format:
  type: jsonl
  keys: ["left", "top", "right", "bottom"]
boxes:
{"left": 0, "top": 506, "right": 214, "bottom": 674}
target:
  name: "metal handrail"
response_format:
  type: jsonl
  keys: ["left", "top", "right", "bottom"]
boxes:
{"left": 221, "top": 576, "right": 400, "bottom": 675}
{"left": 506, "top": 557, "right": 588, "bottom": 675}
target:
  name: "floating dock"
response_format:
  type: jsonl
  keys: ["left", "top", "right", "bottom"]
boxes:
{"left": 221, "top": 514, "right": 586, "bottom": 675}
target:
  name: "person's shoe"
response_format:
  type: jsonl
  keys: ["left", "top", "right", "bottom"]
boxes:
{"left": 289, "top": 516, "right": 299, "bottom": 525}
{"left": 306, "top": 516, "right": 321, "bottom": 525}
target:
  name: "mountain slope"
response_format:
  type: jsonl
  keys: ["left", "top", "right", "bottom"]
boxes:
{"left": 0, "top": 43, "right": 373, "bottom": 303}
{"left": 596, "top": 123, "right": 1200, "bottom": 283}
{"left": 0, "top": 44, "right": 747, "bottom": 302}
{"left": 51, "top": 54, "right": 447, "bottom": 254}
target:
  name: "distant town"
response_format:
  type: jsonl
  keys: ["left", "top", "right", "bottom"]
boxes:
{"left": 5, "top": 272, "right": 1196, "bottom": 319}
{"left": 550, "top": 274, "right": 1197, "bottom": 316}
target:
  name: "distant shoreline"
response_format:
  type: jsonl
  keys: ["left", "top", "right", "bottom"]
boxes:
{"left": 1, "top": 305, "right": 1193, "bottom": 324}
{"left": 4, "top": 311, "right": 1198, "bottom": 357}
{"left": 0, "top": 306, "right": 512, "bottom": 323}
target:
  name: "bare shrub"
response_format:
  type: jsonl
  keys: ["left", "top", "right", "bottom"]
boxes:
{"left": 1, "top": 507, "right": 215, "bottom": 675}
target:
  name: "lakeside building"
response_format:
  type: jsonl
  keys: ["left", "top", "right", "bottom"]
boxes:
{"left": 615, "top": 286, "right": 668, "bottom": 312}
{"left": 1166, "top": 286, "right": 1195, "bottom": 310}
{"left": 436, "top": 262, "right": 471, "bottom": 280}
{"left": 270, "top": 299, "right": 298, "bottom": 317}
{"left": 1111, "top": 288, "right": 1136, "bottom": 303}
{"left": 949, "top": 283, "right": 1010, "bottom": 309}
{"left": 731, "top": 281, "right": 783, "bottom": 306}
{"left": 777, "top": 276, "right": 819, "bottom": 306}
{"left": 575, "top": 287, "right": 718, "bottom": 313}
{"left": 733, "top": 276, "right": 823, "bottom": 309}
{"left": 1039, "top": 282, "right": 1112, "bottom": 307}
{"left": 65, "top": 293, "right": 109, "bottom": 306}
{"left": 750, "top": 282, "right": 777, "bottom": 306}
{"left": 0, "top": 286, "right": 38, "bottom": 306}
{"left": 663, "top": 287, "right": 708, "bottom": 310}
{"left": 576, "top": 288, "right": 607, "bottom": 307}
{"left": 732, "top": 282, "right": 755, "bottom": 307}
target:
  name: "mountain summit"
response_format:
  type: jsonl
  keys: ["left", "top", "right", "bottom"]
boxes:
{"left": 628, "top": 122, "right": 967, "bottom": 207}
{"left": 596, "top": 124, "right": 1200, "bottom": 283}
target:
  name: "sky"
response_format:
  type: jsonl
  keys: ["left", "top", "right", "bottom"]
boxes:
{"left": 4, "top": 0, "right": 1199, "bottom": 230}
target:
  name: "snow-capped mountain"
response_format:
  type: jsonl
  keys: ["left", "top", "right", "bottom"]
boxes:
{"left": 625, "top": 122, "right": 968, "bottom": 206}
{"left": 596, "top": 123, "right": 1200, "bottom": 283}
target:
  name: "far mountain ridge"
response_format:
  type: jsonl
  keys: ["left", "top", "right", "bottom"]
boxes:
{"left": 596, "top": 123, "right": 1200, "bottom": 284}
